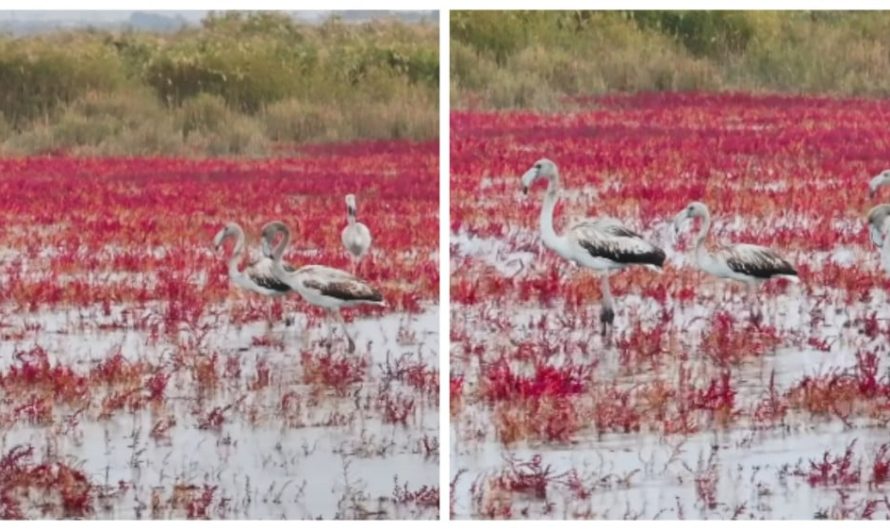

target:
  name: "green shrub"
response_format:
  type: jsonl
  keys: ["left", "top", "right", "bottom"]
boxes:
{"left": 0, "top": 34, "right": 126, "bottom": 128}
{"left": 0, "top": 12, "right": 438, "bottom": 156}
{"left": 2, "top": 125, "right": 56, "bottom": 155}
{"left": 142, "top": 34, "right": 309, "bottom": 112}
{"left": 629, "top": 11, "right": 756, "bottom": 57}
{"left": 0, "top": 113, "right": 11, "bottom": 142}
{"left": 451, "top": 11, "right": 529, "bottom": 65}
{"left": 186, "top": 113, "right": 269, "bottom": 157}
{"left": 176, "top": 93, "right": 231, "bottom": 137}
{"left": 453, "top": 10, "right": 890, "bottom": 109}
{"left": 264, "top": 98, "right": 340, "bottom": 144}
{"left": 105, "top": 116, "right": 182, "bottom": 156}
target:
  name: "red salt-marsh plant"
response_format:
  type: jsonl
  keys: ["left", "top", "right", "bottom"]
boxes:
{"left": 1, "top": 140, "right": 438, "bottom": 313}
{"left": 0, "top": 139, "right": 439, "bottom": 519}
{"left": 451, "top": 92, "right": 890, "bottom": 519}
{"left": 0, "top": 445, "right": 94, "bottom": 518}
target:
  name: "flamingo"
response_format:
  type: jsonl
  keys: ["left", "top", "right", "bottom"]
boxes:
{"left": 880, "top": 217, "right": 890, "bottom": 276}
{"left": 867, "top": 170, "right": 890, "bottom": 248}
{"left": 520, "top": 158, "right": 666, "bottom": 336}
{"left": 213, "top": 222, "right": 292, "bottom": 297}
{"left": 341, "top": 193, "right": 372, "bottom": 270}
{"left": 262, "top": 220, "right": 384, "bottom": 352}
{"left": 880, "top": 215, "right": 890, "bottom": 275}
{"left": 213, "top": 222, "right": 294, "bottom": 326}
{"left": 672, "top": 201, "right": 798, "bottom": 320}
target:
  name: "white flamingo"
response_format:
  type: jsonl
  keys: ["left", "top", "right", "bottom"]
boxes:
{"left": 867, "top": 170, "right": 890, "bottom": 248}
{"left": 213, "top": 222, "right": 296, "bottom": 327}
{"left": 341, "top": 193, "right": 372, "bottom": 269}
{"left": 262, "top": 220, "right": 384, "bottom": 352}
{"left": 213, "top": 222, "right": 292, "bottom": 297}
{"left": 672, "top": 201, "right": 798, "bottom": 319}
{"left": 881, "top": 217, "right": 890, "bottom": 276}
{"left": 520, "top": 158, "right": 666, "bottom": 335}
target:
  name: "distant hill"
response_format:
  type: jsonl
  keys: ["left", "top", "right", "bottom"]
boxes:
{"left": 0, "top": 10, "right": 437, "bottom": 35}
{"left": 125, "top": 12, "right": 190, "bottom": 32}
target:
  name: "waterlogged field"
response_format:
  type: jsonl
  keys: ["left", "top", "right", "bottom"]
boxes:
{"left": 0, "top": 141, "right": 439, "bottom": 519}
{"left": 450, "top": 93, "right": 890, "bottom": 520}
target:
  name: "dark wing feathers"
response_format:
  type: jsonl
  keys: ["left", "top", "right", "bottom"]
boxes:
{"left": 724, "top": 245, "right": 796, "bottom": 279}
{"left": 600, "top": 224, "right": 644, "bottom": 239}
{"left": 304, "top": 278, "right": 383, "bottom": 303}
{"left": 249, "top": 271, "right": 292, "bottom": 293}
{"left": 246, "top": 257, "right": 293, "bottom": 293}
{"left": 573, "top": 220, "right": 665, "bottom": 268}
{"left": 578, "top": 239, "right": 666, "bottom": 267}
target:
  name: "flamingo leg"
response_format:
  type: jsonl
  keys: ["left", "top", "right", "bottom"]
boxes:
{"left": 325, "top": 309, "right": 335, "bottom": 350}
{"left": 599, "top": 275, "right": 615, "bottom": 339}
{"left": 333, "top": 310, "right": 355, "bottom": 353}
{"left": 747, "top": 282, "right": 762, "bottom": 327}
{"left": 280, "top": 297, "right": 293, "bottom": 328}
{"left": 265, "top": 302, "right": 274, "bottom": 333}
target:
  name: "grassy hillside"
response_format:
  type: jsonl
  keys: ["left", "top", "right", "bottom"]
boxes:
{"left": 452, "top": 11, "right": 890, "bottom": 109}
{"left": 0, "top": 12, "right": 438, "bottom": 156}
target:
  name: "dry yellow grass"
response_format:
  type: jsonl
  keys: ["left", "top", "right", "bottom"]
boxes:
{"left": 452, "top": 11, "right": 890, "bottom": 110}
{"left": 0, "top": 12, "right": 438, "bottom": 156}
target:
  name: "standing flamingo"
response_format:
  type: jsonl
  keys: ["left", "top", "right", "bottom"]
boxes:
{"left": 867, "top": 170, "right": 890, "bottom": 248}
{"left": 880, "top": 217, "right": 890, "bottom": 276}
{"left": 213, "top": 222, "right": 292, "bottom": 296}
{"left": 262, "top": 220, "right": 384, "bottom": 352}
{"left": 341, "top": 193, "right": 372, "bottom": 271}
{"left": 672, "top": 201, "right": 798, "bottom": 320}
{"left": 213, "top": 222, "right": 295, "bottom": 326}
{"left": 520, "top": 158, "right": 665, "bottom": 336}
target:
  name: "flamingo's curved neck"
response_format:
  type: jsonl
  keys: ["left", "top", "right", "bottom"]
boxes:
{"left": 875, "top": 177, "right": 890, "bottom": 196}
{"left": 882, "top": 221, "right": 890, "bottom": 274}
{"left": 347, "top": 205, "right": 357, "bottom": 226}
{"left": 271, "top": 228, "right": 289, "bottom": 262}
{"left": 539, "top": 174, "right": 564, "bottom": 253}
{"left": 694, "top": 210, "right": 712, "bottom": 268}
{"left": 270, "top": 224, "right": 292, "bottom": 276}
{"left": 227, "top": 226, "right": 246, "bottom": 278}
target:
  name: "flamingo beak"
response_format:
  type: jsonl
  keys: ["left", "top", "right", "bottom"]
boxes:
{"left": 212, "top": 230, "right": 226, "bottom": 251}
{"left": 869, "top": 173, "right": 886, "bottom": 198}
{"left": 521, "top": 168, "right": 537, "bottom": 195}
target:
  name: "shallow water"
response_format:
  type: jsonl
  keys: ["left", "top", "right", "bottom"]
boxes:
{"left": 1, "top": 304, "right": 439, "bottom": 519}
{"left": 451, "top": 225, "right": 890, "bottom": 520}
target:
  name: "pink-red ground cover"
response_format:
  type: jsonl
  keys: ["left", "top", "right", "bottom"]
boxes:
{"left": 450, "top": 92, "right": 890, "bottom": 519}
{"left": 0, "top": 140, "right": 439, "bottom": 519}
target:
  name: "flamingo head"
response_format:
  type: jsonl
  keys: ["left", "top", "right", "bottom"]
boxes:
{"left": 213, "top": 222, "right": 241, "bottom": 251}
{"left": 868, "top": 169, "right": 890, "bottom": 199}
{"left": 345, "top": 194, "right": 357, "bottom": 217}
{"left": 672, "top": 201, "right": 709, "bottom": 235}
{"left": 521, "top": 158, "right": 558, "bottom": 194}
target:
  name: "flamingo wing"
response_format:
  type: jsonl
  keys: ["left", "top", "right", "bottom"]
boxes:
{"left": 247, "top": 258, "right": 292, "bottom": 293}
{"left": 569, "top": 218, "right": 666, "bottom": 267}
{"left": 719, "top": 243, "right": 797, "bottom": 279}
{"left": 299, "top": 265, "right": 383, "bottom": 304}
